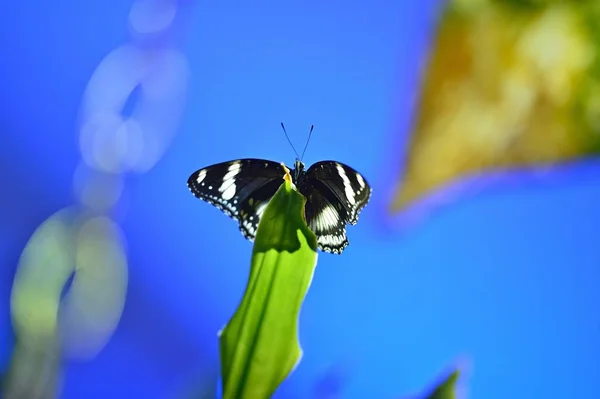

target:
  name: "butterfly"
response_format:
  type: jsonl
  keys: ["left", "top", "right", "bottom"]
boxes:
{"left": 186, "top": 125, "right": 371, "bottom": 254}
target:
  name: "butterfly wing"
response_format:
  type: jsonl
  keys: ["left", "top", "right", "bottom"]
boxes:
{"left": 305, "top": 161, "right": 372, "bottom": 224}
{"left": 298, "top": 161, "right": 372, "bottom": 254}
{"left": 299, "top": 179, "right": 350, "bottom": 253}
{"left": 187, "top": 159, "right": 287, "bottom": 241}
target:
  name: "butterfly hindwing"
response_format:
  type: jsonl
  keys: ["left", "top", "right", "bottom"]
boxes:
{"left": 304, "top": 161, "right": 371, "bottom": 225}
{"left": 296, "top": 161, "right": 371, "bottom": 254}
{"left": 187, "top": 159, "right": 286, "bottom": 240}
{"left": 300, "top": 179, "right": 349, "bottom": 254}
{"left": 236, "top": 178, "right": 283, "bottom": 241}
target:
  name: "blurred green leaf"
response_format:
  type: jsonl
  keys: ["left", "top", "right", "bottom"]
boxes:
{"left": 219, "top": 175, "right": 318, "bottom": 399}
{"left": 424, "top": 369, "right": 460, "bottom": 399}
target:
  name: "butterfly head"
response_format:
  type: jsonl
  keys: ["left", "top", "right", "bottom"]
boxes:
{"left": 292, "top": 159, "right": 306, "bottom": 182}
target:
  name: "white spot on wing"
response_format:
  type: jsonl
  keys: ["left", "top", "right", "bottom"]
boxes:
{"left": 196, "top": 169, "right": 207, "bottom": 184}
{"left": 256, "top": 201, "right": 268, "bottom": 218}
{"left": 223, "top": 161, "right": 241, "bottom": 179}
{"left": 356, "top": 173, "right": 366, "bottom": 189}
{"left": 336, "top": 163, "right": 356, "bottom": 206}
{"left": 222, "top": 183, "right": 236, "bottom": 200}
{"left": 218, "top": 161, "right": 241, "bottom": 200}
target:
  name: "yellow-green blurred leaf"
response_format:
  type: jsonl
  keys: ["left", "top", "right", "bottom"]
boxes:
{"left": 423, "top": 369, "right": 461, "bottom": 399}
{"left": 391, "top": 0, "right": 600, "bottom": 213}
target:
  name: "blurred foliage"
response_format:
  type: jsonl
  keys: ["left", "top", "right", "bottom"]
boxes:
{"left": 397, "top": 367, "right": 463, "bottom": 399}
{"left": 391, "top": 0, "right": 600, "bottom": 212}
{"left": 422, "top": 369, "right": 461, "bottom": 399}
{"left": 3, "top": 208, "right": 128, "bottom": 398}
{"left": 2, "top": 1, "right": 191, "bottom": 398}
{"left": 218, "top": 174, "right": 318, "bottom": 399}
{"left": 1, "top": 336, "right": 61, "bottom": 399}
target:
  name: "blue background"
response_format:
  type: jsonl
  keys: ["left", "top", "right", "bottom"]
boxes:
{"left": 1, "top": 1, "right": 599, "bottom": 398}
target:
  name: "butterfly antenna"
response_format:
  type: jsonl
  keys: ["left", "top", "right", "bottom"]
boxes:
{"left": 281, "top": 122, "right": 300, "bottom": 160}
{"left": 300, "top": 125, "right": 314, "bottom": 161}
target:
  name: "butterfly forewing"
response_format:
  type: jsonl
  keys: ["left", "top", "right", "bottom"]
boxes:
{"left": 187, "top": 159, "right": 286, "bottom": 241}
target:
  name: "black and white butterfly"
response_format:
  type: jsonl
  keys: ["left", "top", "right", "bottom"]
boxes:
{"left": 186, "top": 126, "right": 371, "bottom": 254}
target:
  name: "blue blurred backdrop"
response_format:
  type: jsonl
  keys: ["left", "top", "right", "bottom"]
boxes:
{"left": 1, "top": 1, "right": 599, "bottom": 398}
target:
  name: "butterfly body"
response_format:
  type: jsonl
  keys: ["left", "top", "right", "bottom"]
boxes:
{"left": 187, "top": 158, "right": 371, "bottom": 254}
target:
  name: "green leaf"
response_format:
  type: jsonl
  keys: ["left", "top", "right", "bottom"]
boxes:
{"left": 423, "top": 369, "right": 461, "bottom": 399}
{"left": 218, "top": 174, "right": 318, "bottom": 399}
